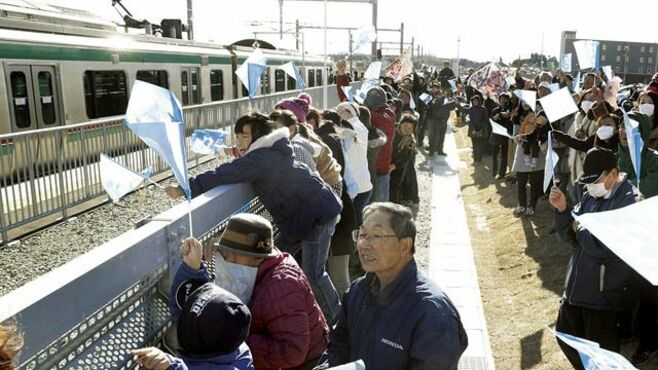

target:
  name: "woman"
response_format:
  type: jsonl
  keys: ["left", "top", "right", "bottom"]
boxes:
{"left": 637, "top": 89, "right": 658, "bottom": 149}
{"left": 165, "top": 112, "right": 343, "bottom": 323}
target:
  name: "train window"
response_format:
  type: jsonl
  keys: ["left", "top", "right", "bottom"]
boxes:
{"left": 10, "top": 71, "right": 31, "bottom": 128}
{"left": 260, "top": 67, "right": 271, "bottom": 95}
{"left": 316, "top": 70, "right": 323, "bottom": 86}
{"left": 287, "top": 75, "right": 296, "bottom": 90}
{"left": 83, "top": 70, "right": 128, "bottom": 119}
{"left": 210, "top": 69, "right": 224, "bottom": 101}
{"left": 308, "top": 70, "right": 315, "bottom": 87}
{"left": 181, "top": 70, "right": 189, "bottom": 105}
{"left": 191, "top": 69, "right": 200, "bottom": 104}
{"left": 37, "top": 71, "right": 56, "bottom": 125}
{"left": 274, "top": 70, "right": 286, "bottom": 92}
{"left": 136, "top": 70, "right": 169, "bottom": 88}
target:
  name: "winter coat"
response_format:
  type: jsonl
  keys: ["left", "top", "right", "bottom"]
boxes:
{"left": 168, "top": 344, "right": 254, "bottom": 370}
{"left": 340, "top": 117, "right": 372, "bottom": 198}
{"left": 555, "top": 176, "right": 641, "bottom": 311}
{"left": 456, "top": 103, "right": 488, "bottom": 138}
{"left": 188, "top": 128, "right": 342, "bottom": 244}
{"left": 306, "top": 131, "right": 342, "bottom": 188}
{"left": 425, "top": 97, "right": 456, "bottom": 123}
{"left": 567, "top": 112, "right": 598, "bottom": 184}
{"left": 170, "top": 254, "right": 328, "bottom": 370}
{"left": 371, "top": 107, "right": 397, "bottom": 175}
{"left": 390, "top": 133, "right": 418, "bottom": 204}
{"left": 618, "top": 112, "right": 658, "bottom": 198}
{"left": 326, "top": 260, "right": 468, "bottom": 370}
{"left": 489, "top": 106, "right": 513, "bottom": 146}
{"left": 336, "top": 74, "right": 351, "bottom": 102}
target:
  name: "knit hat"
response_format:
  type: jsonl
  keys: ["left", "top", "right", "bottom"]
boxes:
{"left": 274, "top": 98, "right": 309, "bottom": 123}
{"left": 177, "top": 283, "right": 251, "bottom": 358}
{"left": 215, "top": 213, "right": 277, "bottom": 258}
{"left": 297, "top": 92, "right": 313, "bottom": 107}
{"left": 363, "top": 86, "right": 388, "bottom": 111}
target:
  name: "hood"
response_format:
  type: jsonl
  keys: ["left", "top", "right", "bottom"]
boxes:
{"left": 629, "top": 111, "right": 653, "bottom": 146}
{"left": 363, "top": 86, "right": 388, "bottom": 111}
{"left": 246, "top": 127, "right": 290, "bottom": 154}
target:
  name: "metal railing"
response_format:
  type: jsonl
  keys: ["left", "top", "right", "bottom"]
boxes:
{"left": 0, "top": 182, "right": 262, "bottom": 370}
{"left": 0, "top": 84, "right": 352, "bottom": 243}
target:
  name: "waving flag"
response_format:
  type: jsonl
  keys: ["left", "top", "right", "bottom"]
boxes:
{"left": 467, "top": 63, "right": 506, "bottom": 97}
{"left": 383, "top": 58, "right": 402, "bottom": 79}
{"left": 553, "top": 331, "right": 637, "bottom": 369}
{"left": 341, "top": 85, "right": 356, "bottom": 102}
{"left": 538, "top": 87, "right": 578, "bottom": 123}
{"left": 489, "top": 119, "right": 513, "bottom": 139}
{"left": 352, "top": 25, "right": 377, "bottom": 54}
{"left": 560, "top": 53, "right": 572, "bottom": 73}
{"left": 396, "top": 47, "right": 413, "bottom": 82}
{"left": 419, "top": 93, "right": 432, "bottom": 105}
{"left": 543, "top": 133, "right": 560, "bottom": 192}
{"left": 125, "top": 80, "right": 191, "bottom": 199}
{"left": 573, "top": 71, "right": 581, "bottom": 92}
{"left": 514, "top": 90, "right": 537, "bottom": 111}
{"left": 573, "top": 40, "right": 600, "bottom": 71}
{"left": 281, "top": 61, "right": 305, "bottom": 90}
{"left": 100, "top": 154, "right": 154, "bottom": 202}
{"left": 622, "top": 110, "right": 644, "bottom": 188}
{"left": 235, "top": 49, "right": 268, "bottom": 99}
{"left": 190, "top": 129, "right": 228, "bottom": 156}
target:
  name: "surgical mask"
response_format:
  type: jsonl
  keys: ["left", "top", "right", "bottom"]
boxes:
{"left": 596, "top": 125, "right": 615, "bottom": 140}
{"left": 581, "top": 101, "right": 593, "bottom": 113}
{"left": 640, "top": 103, "right": 655, "bottom": 117}
{"left": 585, "top": 174, "right": 611, "bottom": 198}
{"left": 214, "top": 252, "right": 258, "bottom": 304}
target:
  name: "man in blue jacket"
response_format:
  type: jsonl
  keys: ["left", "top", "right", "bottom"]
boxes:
{"left": 549, "top": 147, "right": 641, "bottom": 369}
{"left": 326, "top": 202, "right": 468, "bottom": 369}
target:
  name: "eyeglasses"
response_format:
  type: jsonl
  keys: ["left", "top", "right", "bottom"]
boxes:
{"left": 351, "top": 229, "right": 398, "bottom": 243}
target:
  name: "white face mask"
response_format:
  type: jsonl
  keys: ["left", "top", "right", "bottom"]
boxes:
{"left": 581, "top": 101, "right": 594, "bottom": 113}
{"left": 585, "top": 174, "right": 611, "bottom": 198}
{"left": 639, "top": 103, "right": 655, "bottom": 117}
{"left": 214, "top": 252, "right": 258, "bottom": 304}
{"left": 596, "top": 125, "right": 615, "bottom": 140}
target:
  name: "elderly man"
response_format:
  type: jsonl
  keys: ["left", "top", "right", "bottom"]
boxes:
{"left": 326, "top": 202, "right": 468, "bottom": 369}
{"left": 172, "top": 213, "right": 328, "bottom": 370}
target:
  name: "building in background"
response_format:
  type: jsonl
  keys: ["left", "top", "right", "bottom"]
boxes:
{"left": 561, "top": 30, "right": 658, "bottom": 84}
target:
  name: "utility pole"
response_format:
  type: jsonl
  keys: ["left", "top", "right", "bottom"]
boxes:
{"left": 295, "top": 19, "right": 300, "bottom": 51}
{"left": 323, "top": 0, "right": 328, "bottom": 109}
{"left": 456, "top": 36, "right": 461, "bottom": 77}
{"left": 349, "top": 31, "right": 353, "bottom": 75}
{"left": 400, "top": 22, "right": 404, "bottom": 55}
{"left": 186, "top": 0, "right": 194, "bottom": 40}
{"left": 540, "top": 32, "right": 545, "bottom": 70}
{"left": 371, "top": 0, "right": 378, "bottom": 60}
{"left": 623, "top": 45, "right": 629, "bottom": 83}
{"left": 279, "top": 0, "right": 284, "bottom": 39}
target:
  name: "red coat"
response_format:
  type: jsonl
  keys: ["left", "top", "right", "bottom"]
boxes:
{"left": 372, "top": 107, "right": 396, "bottom": 174}
{"left": 336, "top": 74, "right": 350, "bottom": 102}
{"left": 246, "top": 253, "right": 329, "bottom": 370}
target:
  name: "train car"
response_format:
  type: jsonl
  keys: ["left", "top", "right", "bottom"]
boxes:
{"left": 0, "top": 1, "right": 330, "bottom": 177}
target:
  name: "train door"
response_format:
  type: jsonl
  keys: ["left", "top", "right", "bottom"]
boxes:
{"left": 6, "top": 65, "right": 61, "bottom": 132}
{"left": 180, "top": 67, "right": 201, "bottom": 106}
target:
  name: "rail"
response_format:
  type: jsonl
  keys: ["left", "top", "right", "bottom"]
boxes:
{"left": 0, "top": 83, "right": 354, "bottom": 244}
{"left": 0, "top": 182, "right": 264, "bottom": 370}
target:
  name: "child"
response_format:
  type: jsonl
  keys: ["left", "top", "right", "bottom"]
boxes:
{"left": 390, "top": 114, "right": 419, "bottom": 205}
{"left": 520, "top": 113, "right": 540, "bottom": 169}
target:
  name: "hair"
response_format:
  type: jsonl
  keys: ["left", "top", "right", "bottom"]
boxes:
{"left": 322, "top": 109, "right": 342, "bottom": 126}
{"left": 306, "top": 107, "right": 322, "bottom": 126}
{"left": 234, "top": 112, "right": 274, "bottom": 142}
{"left": 637, "top": 91, "right": 658, "bottom": 127}
{"left": 362, "top": 202, "right": 416, "bottom": 253}
{"left": 357, "top": 106, "right": 372, "bottom": 129}
{"left": 399, "top": 114, "right": 418, "bottom": 127}
{"left": 0, "top": 324, "right": 23, "bottom": 370}
{"left": 269, "top": 109, "right": 298, "bottom": 127}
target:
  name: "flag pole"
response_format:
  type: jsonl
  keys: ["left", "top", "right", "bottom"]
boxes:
{"left": 188, "top": 200, "right": 194, "bottom": 237}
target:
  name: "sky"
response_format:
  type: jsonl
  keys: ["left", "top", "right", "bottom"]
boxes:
{"left": 45, "top": 0, "right": 658, "bottom": 63}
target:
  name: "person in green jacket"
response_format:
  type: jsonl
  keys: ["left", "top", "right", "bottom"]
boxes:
{"left": 618, "top": 111, "right": 658, "bottom": 198}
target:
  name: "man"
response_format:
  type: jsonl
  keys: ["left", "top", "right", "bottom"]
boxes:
{"left": 364, "top": 87, "right": 396, "bottom": 202}
{"left": 425, "top": 82, "right": 456, "bottom": 157}
{"left": 549, "top": 148, "right": 642, "bottom": 370}
{"left": 326, "top": 202, "right": 468, "bottom": 369}
{"left": 171, "top": 214, "right": 329, "bottom": 370}
{"left": 438, "top": 61, "right": 456, "bottom": 93}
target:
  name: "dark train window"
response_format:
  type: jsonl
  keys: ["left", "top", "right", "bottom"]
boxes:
{"left": 274, "top": 69, "right": 286, "bottom": 92}
{"left": 191, "top": 69, "right": 200, "bottom": 104}
{"left": 83, "top": 70, "right": 128, "bottom": 119}
{"left": 287, "top": 75, "right": 296, "bottom": 90}
{"left": 210, "top": 69, "right": 224, "bottom": 101}
{"left": 260, "top": 67, "right": 270, "bottom": 95}
{"left": 308, "top": 69, "right": 315, "bottom": 87}
{"left": 10, "top": 71, "right": 31, "bottom": 128}
{"left": 136, "top": 70, "right": 169, "bottom": 88}
{"left": 181, "top": 70, "right": 189, "bottom": 105}
{"left": 316, "top": 70, "right": 323, "bottom": 86}
{"left": 38, "top": 71, "right": 56, "bottom": 125}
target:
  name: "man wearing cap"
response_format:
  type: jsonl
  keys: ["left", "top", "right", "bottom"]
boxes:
{"left": 171, "top": 214, "right": 329, "bottom": 370}
{"left": 326, "top": 202, "right": 468, "bottom": 369}
{"left": 549, "top": 148, "right": 642, "bottom": 369}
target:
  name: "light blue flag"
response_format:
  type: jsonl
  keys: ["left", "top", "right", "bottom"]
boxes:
{"left": 100, "top": 153, "right": 153, "bottom": 203}
{"left": 622, "top": 110, "right": 644, "bottom": 188}
{"left": 419, "top": 93, "right": 432, "bottom": 105}
{"left": 125, "top": 80, "right": 191, "bottom": 200}
{"left": 573, "top": 71, "right": 581, "bottom": 92}
{"left": 248, "top": 63, "right": 267, "bottom": 100}
{"left": 352, "top": 25, "right": 377, "bottom": 54}
{"left": 573, "top": 40, "right": 600, "bottom": 71}
{"left": 555, "top": 331, "right": 637, "bottom": 369}
{"left": 548, "top": 83, "right": 560, "bottom": 93}
{"left": 341, "top": 85, "right": 356, "bottom": 102}
{"left": 544, "top": 132, "right": 560, "bottom": 192}
{"left": 281, "top": 61, "right": 305, "bottom": 90}
{"left": 190, "top": 129, "right": 228, "bottom": 155}
{"left": 235, "top": 49, "right": 268, "bottom": 97}
{"left": 561, "top": 53, "right": 572, "bottom": 73}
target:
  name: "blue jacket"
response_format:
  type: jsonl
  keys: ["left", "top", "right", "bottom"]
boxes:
{"left": 168, "top": 262, "right": 255, "bottom": 370}
{"left": 188, "top": 128, "right": 342, "bottom": 244}
{"left": 555, "top": 177, "right": 641, "bottom": 311}
{"left": 326, "top": 260, "right": 468, "bottom": 370}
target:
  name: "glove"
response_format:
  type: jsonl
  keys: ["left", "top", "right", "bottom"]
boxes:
{"left": 551, "top": 130, "right": 569, "bottom": 143}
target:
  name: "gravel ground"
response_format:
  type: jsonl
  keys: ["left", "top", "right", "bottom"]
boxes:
{"left": 0, "top": 151, "right": 435, "bottom": 296}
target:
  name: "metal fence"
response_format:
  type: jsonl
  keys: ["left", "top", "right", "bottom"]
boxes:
{"left": 0, "top": 182, "right": 262, "bottom": 370}
{"left": 0, "top": 84, "right": 351, "bottom": 243}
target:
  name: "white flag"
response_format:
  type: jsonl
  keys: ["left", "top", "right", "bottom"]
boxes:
{"left": 573, "top": 40, "right": 600, "bottom": 70}
{"left": 543, "top": 133, "right": 559, "bottom": 192}
{"left": 574, "top": 196, "right": 658, "bottom": 285}
{"left": 513, "top": 90, "right": 537, "bottom": 111}
{"left": 553, "top": 331, "right": 637, "bottom": 369}
{"left": 538, "top": 87, "right": 578, "bottom": 123}
{"left": 100, "top": 154, "right": 151, "bottom": 203}
{"left": 363, "top": 61, "right": 382, "bottom": 80}
{"left": 560, "top": 53, "right": 572, "bottom": 73}
{"left": 489, "top": 119, "right": 512, "bottom": 139}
